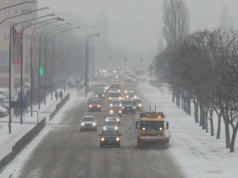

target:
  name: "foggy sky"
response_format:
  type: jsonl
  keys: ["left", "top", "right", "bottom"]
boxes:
{"left": 38, "top": 0, "right": 238, "bottom": 54}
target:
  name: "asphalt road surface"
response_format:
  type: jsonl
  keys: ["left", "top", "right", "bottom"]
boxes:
{"left": 18, "top": 85, "right": 184, "bottom": 178}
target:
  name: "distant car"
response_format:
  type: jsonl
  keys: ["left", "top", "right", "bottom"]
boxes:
{"left": 96, "top": 87, "right": 106, "bottom": 98}
{"left": 109, "top": 105, "right": 122, "bottom": 117}
{"left": 80, "top": 116, "right": 97, "bottom": 131}
{"left": 99, "top": 130, "right": 122, "bottom": 147}
{"left": 105, "top": 114, "right": 121, "bottom": 125}
{"left": 121, "top": 99, "right": 136, "bottom": 114}
{"left": 0, "top": 105, "right": 8, "bottom": 118}
{"left": 88, "top": 97, "right": 102, "bottom": 111}
{"left": 108, "top": 91, "right": 123, "bottom": 102}
{"left": 102, "top": 120, "right": 119, "bottom": 131}
{"left": 109, "top": 99, "right": 122, "bottom": 107}
{"left": 130, "top": 97, "right": 142, "bottom": 111}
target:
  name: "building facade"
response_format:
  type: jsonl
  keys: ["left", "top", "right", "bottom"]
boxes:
{"left": 0, "top": 0, "right": 37, "bottom": 87}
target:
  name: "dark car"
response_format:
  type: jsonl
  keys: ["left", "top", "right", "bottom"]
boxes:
{"left": 97, "top": 87, "right": 106, "bottom": 98}
{"left": 121, "top": 99, "right": 136, "bottom": 114}
{"left": 130, "top": 97, "right": 142, "bottom": 111}
{"left": 99, "top": 130, "right": 122, "bottom": 147}
{"left": 102, "top": 120, "right": 119, "bottom": 131}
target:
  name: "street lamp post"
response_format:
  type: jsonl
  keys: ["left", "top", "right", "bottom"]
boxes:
{"left": 19, "top": 14, "right": 54, "bottom": 123}
{"left": 7, "top": 10, "right": 50, "bottom": 133}
{"left": 51, "top": 26, "right": 81, "bottom": 100}
{"left": 85, "top": 33, "right": 100, "bottom": 97}
{"left": 37, "top": 23, "right": 71, "bottom": 109}
{"left": 91, "top": 25, "right": 98, "bottom": 81}
{"left": 30, "top": 17, "right": 63, "bottom": 116}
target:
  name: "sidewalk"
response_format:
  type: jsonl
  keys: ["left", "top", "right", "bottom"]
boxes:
{"left": 0, "top": 89, "right": 70, "bottom": 161}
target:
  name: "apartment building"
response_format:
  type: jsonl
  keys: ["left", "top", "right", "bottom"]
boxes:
{"left": 0, "top": 0, "right": 37, "bottom": 87}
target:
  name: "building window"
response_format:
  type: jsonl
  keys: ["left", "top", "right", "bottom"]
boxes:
{"left": 15, "top": 9, "right": 18, "bottom": 15}
{"left": 3, "top": 34, "right": 10, "bottom": 41}
{"left": 4, "top": 8, "right": 10, "bottom": 15}
{"left": 3, "top": 21, "right": 10, "bottom": 28}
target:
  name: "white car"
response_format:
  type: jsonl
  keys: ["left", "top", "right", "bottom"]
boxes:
{"left": 80, "top": 116, "right": 97, "bottom": 131}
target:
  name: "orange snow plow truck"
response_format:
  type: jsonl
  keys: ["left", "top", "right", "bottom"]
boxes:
{"left": 136, "top": 112, "right": 171, "bottom": 149}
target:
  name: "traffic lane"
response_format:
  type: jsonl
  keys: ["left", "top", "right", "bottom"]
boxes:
{"left": 18, "top": 91, "right": 183, "bottom": 178}
{"left": 18, "top": 99, "right": 136, "bottom": 178}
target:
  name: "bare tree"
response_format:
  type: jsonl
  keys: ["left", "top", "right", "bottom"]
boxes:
{"left": 162, "top": 0, "right": 190, "bottom": 48}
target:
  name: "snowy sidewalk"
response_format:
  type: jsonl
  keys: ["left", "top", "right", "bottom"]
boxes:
{"left": 0, "top": 89, "right": 70, "bottom": 161}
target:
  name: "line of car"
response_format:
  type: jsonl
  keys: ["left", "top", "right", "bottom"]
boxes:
{"left": 80, "top": 81, "right": 143, "bottom": 148}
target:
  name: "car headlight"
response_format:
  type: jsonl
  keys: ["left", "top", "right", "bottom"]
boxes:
{"left": 81, "top": 123, "right": 85, "bottom": 126}
{"left": 93, "top": 123, "right": 96, "bottom": 126}
{"left": 125, "top": 91, "right": 128, "bottom": 93}
{"left": 102, "top": 94, "right": 104, "bottom": 97}
{"left": 119, "top": 97, "right": 121, "bottom": 100}
{"left": 138, "top": 104, "right": 142, "bottom": 107}
{"left": 122, "top": 106, "right": 124, "bottom": 109}
{"left": 159, "top": 128, "right": 163, "bottom": 131}
{"left": 119, "top": 110, "right": 122, "bottom": 113}
{"left": 119, "top": 104, "right": 122, "bottom": 106}
{"left": 116, "top": 137, "right": 120, "bottom": 141}
{"left": 115, "top": 126, "right": 118, "bottom": 130}
{"left": 98, "top": 105, "right": 101, "bottom": 107}
{"left": 117, "top": 118, "right": 120, "bottom": 122}
{"left": 110, "top": 104, "right": 113, "bottom": 107}
{"left": 133, "top": 107, "right": 136, "bottom": 109}
{"left": 142, "top": 128, "right": 146, "bottom": 130}
{"left": 110, "top": 110, "right": 113, "bottom": 113}
{"left": 109, "top": 97, "right": 112, "bottom": 100}
{"left": 101, "top": 137, "right": 105, "bottom": 141}
{"left": 106, "top": 118, "right": 109, "bottom": 121}
{"left": 103, "top": 126, "right": 106, "bottom": 130}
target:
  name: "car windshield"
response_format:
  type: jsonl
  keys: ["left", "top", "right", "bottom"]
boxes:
{"left": 102, "top": 130, "right": 118, "bottom": 136}
{"left": 139, "top": 121, "right": 164, "bottom": 130}
{"left": 83, "top": 117, "right": 95, "bottom": 121}
{"left": 104, "top": 121, "right": 117, "bottom": 125}
{"left": 122, "top": 100, "right": 135, "bottom": 105}
{"left": 111, "top": 100, "right": 120, "bottom": 105}
{"left": 109, "top": 93, "right": 121, "bottom": 97}
{"left": 112, "top": 106, "right": 121, "bottom": 110}
{"left": 89, "top": 100, "right": 100, "bottom": 104}
{"left": 106, "top": 114, "right": 118, "bottom": 117}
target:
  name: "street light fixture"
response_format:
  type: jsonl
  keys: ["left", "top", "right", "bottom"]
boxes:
{"left": 0, "top": 7, "right": 50, "bottom": 25}
{"left": 0, "top": 0, "right": 37, "bottom": 11}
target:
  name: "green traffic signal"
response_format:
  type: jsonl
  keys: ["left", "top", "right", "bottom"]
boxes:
{"left": 39, "top": 64, "right": 44, "bottom": 76}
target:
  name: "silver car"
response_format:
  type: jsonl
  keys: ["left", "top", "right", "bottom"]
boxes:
{"left": 80, "top": 116, "right": 97, "bottom": 131}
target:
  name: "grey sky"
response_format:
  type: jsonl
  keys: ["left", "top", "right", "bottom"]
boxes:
{"left": 39, "top": 0, "right": 238, "bottom": 54}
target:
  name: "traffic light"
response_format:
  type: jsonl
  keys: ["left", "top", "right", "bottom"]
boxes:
{"left": 39, "top": 64, "right": 44, "bottom": 76}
